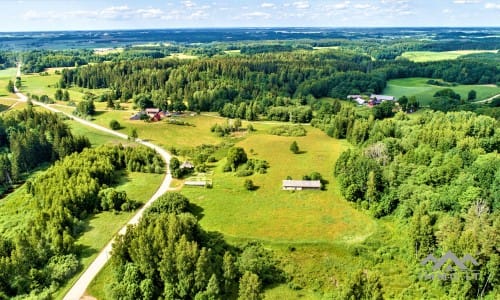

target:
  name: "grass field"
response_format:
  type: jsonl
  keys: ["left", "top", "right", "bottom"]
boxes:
{"left": 400, "top": 50, "right": 498, "bottom": 62}
{"left": 383, "top": 77, "right": 500, "bottom": 105}
{"left": 0, "top": 68, "right": 17, "bottom": 103}
{"left": 91, "top": 110, "right": 224, "bottom": 149}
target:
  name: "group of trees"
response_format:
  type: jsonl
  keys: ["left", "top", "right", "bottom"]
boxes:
{"left": 0, "top": 109, "right": 91, "bottom": 184}
{"left": 0, "top": 144, "right": 165, "bottom": 297}
{"left": 109, "top": 192, "right": 282, "bottom": 299}
{"left": 333, "top": 110, "right": 499, "bottom": 298}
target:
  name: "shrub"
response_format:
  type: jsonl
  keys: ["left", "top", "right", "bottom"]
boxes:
{"left": 244, "top": 179, "right": 255, "bottom": 191}
{"left": 269, "top": 125, "right": 307, "bottom": 137}
{"left": 109, "top": 119, "right": 121, "bottom": 130}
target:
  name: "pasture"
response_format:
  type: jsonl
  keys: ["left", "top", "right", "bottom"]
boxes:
{"left": 400, "top": 50, "right": 498, "bottom": 62}
{"left": 383, "top": 77, "right": 500, "bottom": 105}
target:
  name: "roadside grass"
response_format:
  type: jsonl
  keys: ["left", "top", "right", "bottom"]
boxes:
{"left": 383, "top": 77, "right": 500, "bottom": 105}
{"left": 65, "top": 118, "right": 126, "bottom": 146}
{"left": 400, "top": 50, "right": 498, "bottom": 62}
{"left": 0, "top": 68, "right": 18, "bottom": 101}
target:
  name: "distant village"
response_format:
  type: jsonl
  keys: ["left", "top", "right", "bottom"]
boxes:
{"left": 347, "top": 94, "right": 397, "bottom": 106}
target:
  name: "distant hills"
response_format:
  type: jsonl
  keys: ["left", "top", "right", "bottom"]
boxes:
{"left": 0, "top": 27, "right": 498, "bottom": 50}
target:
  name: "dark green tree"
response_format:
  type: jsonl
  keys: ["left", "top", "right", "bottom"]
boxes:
{"left": 290, "top": 141, "right": 299, "bottom": 154}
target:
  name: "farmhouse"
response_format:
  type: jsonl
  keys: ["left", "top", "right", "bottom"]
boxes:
{"left": 282, "top": 180, "right": 321, "bottom": 191}
{"left": 145, "top": 108, "right": 160, "bottom": 117}
{"left": 369, "top": 94, "right": 396, "bottom": 105}
{"left": 129, "top": 111, "right": 145, "bottom": 120}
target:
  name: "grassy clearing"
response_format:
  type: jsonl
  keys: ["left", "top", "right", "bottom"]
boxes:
{"left": 182, "top": 126, "right": 374, "bottom": 242}
{"left": 400, "top": 50, "right": 498, "bottom": 62}
{"left": 383, "top": 77, "right": 500, "bottom": 105}
{"left": 65, "top": 118, "right": 126, "bottom": 146}
{"left": 91, "top": 111, "right": 223, "bottom": 148}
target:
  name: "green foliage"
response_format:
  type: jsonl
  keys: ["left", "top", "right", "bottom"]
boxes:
{"left": 341, "top": 270, "right": 383, "bottom": 300}
{"left": 467, "top": 89, "right": 477, "bottom": 101}
{"left": 129, "top": 127, "right": 138, "bottom": 140}
{"left": 334, "top": 110, "right": 499, "bottom": 297}
{"left": 289, "top": 141, "right": 299, "bottom": 154}
{"left": 0, "top": 109, "right": 91, "bottom": 183}
{"left": 238, "top": 271, "right": 262, "bottom": 300}
{"left": 6, "top": 80, "right": 14, "bottom": 93}
{"left": 244, "top": 179, "right": 255, "bottom": 191}
{"left": 372, "top": 101, "right": 395, "bottom": 120}
{"left": 269, "top": 125, "right": 307, "bottom": 137}
{"left": 74, "top": 99, "right": 96, "bottom": 116}
{"left": 224, "top": 147, "right": 248, "bottom": 172}
{"left": 145, "top": 192, "right": 190, "bottom": 215}
{"left": 110, "top": 194, "right": 281, "bottom": 300}
{"left": 109, "top": 119, "right": 121, "bottom": 130}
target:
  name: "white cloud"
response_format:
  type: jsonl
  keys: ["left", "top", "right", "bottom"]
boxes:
{"left": 182, "top": 1, "right": 196, "bottom": 8}
{"left": 293, "top": 1, "right": 310, "bottom": 9}
{"left": 453, "top": 0, "right": 480, "bottom": 3}
{"left": 484, "top": 2, "right": 500, "bottom": 8}
{"left": 325, "top": 1, "right": 351, "bottom": 10}
{"left": 240, "top": 11, "right": 272, "bottom": 19}
{"left": 354, "top": 3, "right": 372, "bottom": 9}
{"left": 136, "top": 8, "right": 165, "bottom": 19}
{"left": 261, "top": 2, "right": 276, "bottom": 8}
{"left": 443, "top": 8, "right": 452, "bottom": 13}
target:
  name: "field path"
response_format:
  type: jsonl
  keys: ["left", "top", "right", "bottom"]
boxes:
{"left": 13, "top": 64, "right": 172, "bottom": 300}
{"left": 474, "top": 93, "right": 500, "bottom": 104}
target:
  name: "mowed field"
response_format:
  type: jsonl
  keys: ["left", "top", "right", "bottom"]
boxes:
{"left": 399, "top": 50, "right": 498, "bottom": 62}
{"left": 383, "top": 77, "right": 500, "bottom": 105}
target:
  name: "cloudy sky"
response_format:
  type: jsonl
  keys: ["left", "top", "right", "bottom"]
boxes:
{"left": 2, "top": 0, "right": 499, "bottom": 31}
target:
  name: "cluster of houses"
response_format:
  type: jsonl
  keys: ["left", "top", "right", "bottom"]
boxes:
{"left": 347, "top": 94, "right": 396, "bottom": 106}
{"left": 129, "top": 108, "right": 172, "bottom": 121}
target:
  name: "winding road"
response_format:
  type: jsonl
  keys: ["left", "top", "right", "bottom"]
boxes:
{"left": 14, "top": 65, "right": 172, "bottom": 300}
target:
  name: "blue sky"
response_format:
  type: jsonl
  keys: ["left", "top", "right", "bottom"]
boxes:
{"left": 2, "top": 0, "right": 499, "bottom": 31}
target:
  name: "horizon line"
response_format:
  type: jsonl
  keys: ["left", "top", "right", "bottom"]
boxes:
{"left": 1, "top": 26, "right": 500, "bottom": 34}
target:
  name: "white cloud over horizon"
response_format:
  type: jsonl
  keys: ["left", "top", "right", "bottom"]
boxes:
{"left": 11, "top": 0, "right": 500, "bottom": 31}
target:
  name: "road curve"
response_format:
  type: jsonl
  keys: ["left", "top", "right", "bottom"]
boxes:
{"left": 13, "top": 68, "right": 172, "bottom": 300}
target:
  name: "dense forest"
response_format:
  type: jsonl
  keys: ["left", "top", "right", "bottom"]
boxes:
{"left": 333, "top": 109, "right": 499, "bottom": 298}
{"left": 0, "top": 108, "right": 91, "bottom": 190}
{"left": 57, "top": 50, "right": 498, "bottom": 120}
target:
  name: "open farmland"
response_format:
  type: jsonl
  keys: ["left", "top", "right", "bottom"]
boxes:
{"left": 399, "top": 50, "right": 498, "bottom": 62}
{"left": 383, "top": 77, "right": 500, "bottom": 105}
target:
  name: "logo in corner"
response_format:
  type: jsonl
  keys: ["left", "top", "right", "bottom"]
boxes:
{"left": 420, "top": 251, "right": 479, "bottom": 281}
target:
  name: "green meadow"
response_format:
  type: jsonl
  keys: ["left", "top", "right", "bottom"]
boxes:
{"left": 400, "top": 50, "right": 498, "bottom": 62}
{"left": 383, "top": 77, "right": 500, "bottom": 105}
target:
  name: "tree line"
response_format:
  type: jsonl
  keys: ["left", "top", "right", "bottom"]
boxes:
{"left": 0, "top": 108, "right": 91, "bottom": 188}
{"left": 333, "top": 109, "right": 499, "bottom": 298}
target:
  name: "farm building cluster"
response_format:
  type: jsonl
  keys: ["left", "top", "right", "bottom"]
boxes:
{"left": 129, "top": 108, "right": 173, "bottom": 121}
{"left": 347, "top": 94, "right": 396, "bottom": 106}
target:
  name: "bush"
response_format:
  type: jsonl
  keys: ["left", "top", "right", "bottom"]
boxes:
{"left": 109, "top": 119, "right": 121, "bottom": 130}
{"left": 244, "top": 179, "right": 255, "bottom": 191}
{"left": 269, "top": 125, "right": 307, "bottom": 137}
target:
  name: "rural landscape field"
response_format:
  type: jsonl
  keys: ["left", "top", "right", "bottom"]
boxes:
{"left": 0, "top": 1, "right": 498, "bottom": 300}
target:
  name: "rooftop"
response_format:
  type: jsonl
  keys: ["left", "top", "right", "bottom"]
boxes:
{"left": 282, "top": 180, "right": 321, "bottom": 188}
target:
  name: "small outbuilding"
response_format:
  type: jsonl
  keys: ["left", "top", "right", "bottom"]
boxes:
{"left": 181, "top": 161, "right": 194, "bottom": 169}
{"left": 282, "top": 180, "right": 321, "bottom": 191}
